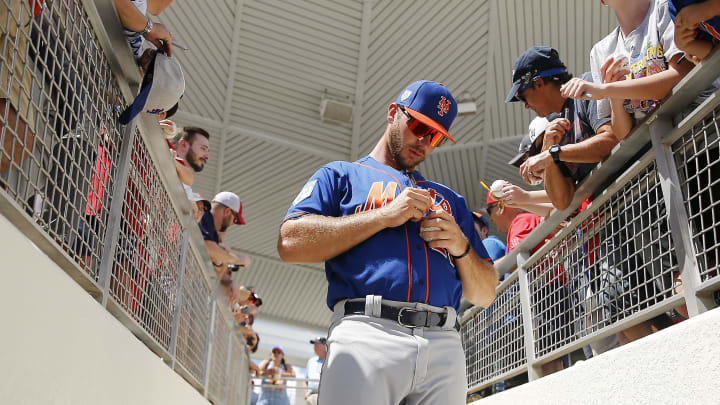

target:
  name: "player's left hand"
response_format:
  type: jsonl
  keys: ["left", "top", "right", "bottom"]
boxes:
{"left": 419, "top": 209, "right": 469, "bottom": 256}
{"left": 560, "top": 77, "right": 606, "bottom": 100}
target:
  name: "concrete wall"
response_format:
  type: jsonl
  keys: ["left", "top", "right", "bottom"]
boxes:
{"left": 473, "top": 307, "right": 720, "bottom": 405}
{"left": 0, "top": 214, "right": 209, "bottom": 405}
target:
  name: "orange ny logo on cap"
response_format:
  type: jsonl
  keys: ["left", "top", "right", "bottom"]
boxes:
{"left": 437, "top": 96, "right": 451, "bottom": 117}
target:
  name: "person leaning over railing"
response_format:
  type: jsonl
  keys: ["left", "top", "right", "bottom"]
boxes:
{"left": 198, "top": 191, "right": 251, "bottom": 278}
{"left": 166, "top": 126, "right": 210, "bottom": 198}
{"left": 113, "top": 0, "right": 174, "bottom": 59}
{"left": 505, "top": 46, "right": 618, "bottom": 211}
{"left": 486, "top": 189, "right": 567, "bottom": 377}
{"left": 561, "top": 0, "right": 720, "bottom": 332}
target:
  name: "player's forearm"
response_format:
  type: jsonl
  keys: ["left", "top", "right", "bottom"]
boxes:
{"left": 556, "top": 125, "right": 617, "bottom": 163}
{"left": 278, "top": 212, "right": 389, "bottom": 263}
{"left": 544, "top": 164, "right": 575, "bottom": 211}
{"left": 456, "top": 251, "right": 497, "bottom": 308}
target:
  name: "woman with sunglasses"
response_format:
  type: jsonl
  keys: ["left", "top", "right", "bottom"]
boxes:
{"left": 257, "top": 346, "right": 294, "bottom": 405}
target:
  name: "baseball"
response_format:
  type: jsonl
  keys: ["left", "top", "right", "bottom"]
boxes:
{"left": 608, "top": 53, "right": 629, "bottom": 75}
{"left": 490, "top": 180, "right": 506, "bottom": 199}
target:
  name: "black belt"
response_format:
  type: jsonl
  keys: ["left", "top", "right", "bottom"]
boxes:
{"left": 344, "top": 301, "right": 460, "bottom": 331}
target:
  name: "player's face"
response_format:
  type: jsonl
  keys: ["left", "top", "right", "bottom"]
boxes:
{"left": 186, "top": 134, "right": 210, "bottom": 172}
{"left": 389, "top": 106, "right": 435, "bottom": 170}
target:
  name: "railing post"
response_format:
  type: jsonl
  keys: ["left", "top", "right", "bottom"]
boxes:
{"left": 516, "top": 250, "right": 541, "bottom": 381}
{"left": 202, "top": 284, "right": 219, "bottom": 397}
{"left": 97, "top": 120, "right": 137, "bottom": 307}
{"left": 649, "top": 117, "right": 715, "bottom": 316}
{"left": 223, "top": 331, "right": 234, "bottom": 405}
{"left": 168, "top": 228, "right": 190, "bottom": 367}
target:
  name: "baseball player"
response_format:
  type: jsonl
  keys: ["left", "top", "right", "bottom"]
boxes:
{"left": 278, "top": 81, "right": 497, "bottom": 404}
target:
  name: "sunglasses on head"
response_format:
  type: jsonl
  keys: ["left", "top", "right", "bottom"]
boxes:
{"left": 398, "top": 106, "right": 448, "bottom": 147}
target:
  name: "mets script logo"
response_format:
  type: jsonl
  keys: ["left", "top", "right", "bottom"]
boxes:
{"left": 354, "top": 182, "right": 453, "bottom": 216}
{"left": 354, "top": 182, "right": 398, "bottom": 213}
{"left": 437, "top": 96, "right": 451, "bottom": 117}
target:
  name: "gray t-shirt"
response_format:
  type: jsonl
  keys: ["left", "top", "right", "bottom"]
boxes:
{"left": 590, "top": 0, "right": 681, "bottom": 119}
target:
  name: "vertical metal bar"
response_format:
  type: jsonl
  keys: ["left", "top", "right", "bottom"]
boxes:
{"left": 516, "top": 250, "right": 541, "bottom": 381}
{"left": 649, "top": 118, "right": 714, "bottom": 316}
{"left": 203, "top": 284, "right": 219, "bottom": 397}
{"left": 168, "top": 228, "right": 190, "bottom": 367}
{"left": 97, "top": 121, "right": 137, "bottom": 306}
{"left": 223, "top": 331, "right": 234, "bottom": 405}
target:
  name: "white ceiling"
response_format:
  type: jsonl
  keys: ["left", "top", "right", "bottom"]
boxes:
{"left": 159, "top": 0, "right": 617, "bottom": 331}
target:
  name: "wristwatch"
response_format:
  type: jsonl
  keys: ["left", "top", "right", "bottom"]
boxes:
{"left": 140, "top": 17, "right": 153, "bottom": 36}
{"left": 549, "top": 144, "right": 562, "bottom": 163}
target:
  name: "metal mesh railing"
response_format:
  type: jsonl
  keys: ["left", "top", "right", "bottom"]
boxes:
{"left": 0, "top": 1, "right": 251, "bottom": 403}
{"left": 110, "top": 133, "right": 183, "bottom": 350}
{"left": 526, "top": 158, "right": 679, "bottom": 358}
{"left": 226, "top": 333, "right": 248, "bottom": 405}
{"left": 208, "top": 306, "right": 231, "bottom": 403}
{"left": 673, "top": 106, "right": 720, "bottom": 283}
{"left": 176, "top": 246, "right": 212, "bottom": 386}
{"left": 0, "top": 0, "right": 125, "bottom": 281}
{"left": 462, "top": 275, "right": 525, "bottom": 390}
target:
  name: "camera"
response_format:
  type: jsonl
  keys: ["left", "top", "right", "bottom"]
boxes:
{"left": 248, "top": 289, "right": 263, "bottom": 307}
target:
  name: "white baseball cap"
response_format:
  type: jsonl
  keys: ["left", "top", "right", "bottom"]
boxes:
{"left": 212, "top": 191, "right": 245, "bottom": 225}
{"left": 119, "top": 53, "right": 185, "bottom": 124}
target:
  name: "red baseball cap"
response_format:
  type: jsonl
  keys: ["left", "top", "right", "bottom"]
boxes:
{"left": 486, "top": 191, "right": 498, "bottom": 205}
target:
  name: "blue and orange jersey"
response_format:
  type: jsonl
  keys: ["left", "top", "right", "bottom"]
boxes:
{"left": 283, "top": 156, "right": 492, "bottom": 312}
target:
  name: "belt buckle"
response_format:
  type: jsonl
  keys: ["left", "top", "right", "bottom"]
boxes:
{"left": 397, "top": 307, "right": 420, "bottom": 328}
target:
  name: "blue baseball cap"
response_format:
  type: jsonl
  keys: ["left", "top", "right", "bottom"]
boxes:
{"left": 472, "top": 212, "right": 490, "bottom": 229}
{"left": 396, "top": 80, "right": 458, "bottom": 144}
{"left": 506, "top": 46, "right": 568, "bottom": 103}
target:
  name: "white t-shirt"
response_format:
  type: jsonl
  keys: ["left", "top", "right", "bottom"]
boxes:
{"left": 590, "top": 0, "right": 681, "bottom": 119}
{"left": 305, "top": 355, "right": 323, "bottom": 394}
{"left": 123, "top": 0, "right": 148, "bottom": 59}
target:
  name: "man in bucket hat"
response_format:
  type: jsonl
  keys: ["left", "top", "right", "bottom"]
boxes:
{"left": 278, "top": 80, "right": 497, "bottom": 404}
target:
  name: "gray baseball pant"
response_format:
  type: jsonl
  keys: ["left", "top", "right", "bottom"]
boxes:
{"left": 317, "top": 296, "right": 467, "bottom": 405}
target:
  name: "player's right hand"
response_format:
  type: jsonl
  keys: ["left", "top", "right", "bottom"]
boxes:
{"left": 379, "top": 187, "right": 432, "bottom": 228}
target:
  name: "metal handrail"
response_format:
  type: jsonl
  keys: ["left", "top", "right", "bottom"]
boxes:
{"left": 0, "top": 1, "right": 250, "bottom": 404}
{"left": 463, "top": 47, "right": 720, "bottom": 393}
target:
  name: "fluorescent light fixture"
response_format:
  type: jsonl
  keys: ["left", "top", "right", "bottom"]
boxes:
{"left": 456, "top": 91, "right": 477, "bottom": 116}
{"left": 320, "top": 91, "right": 353, "bottom": 123}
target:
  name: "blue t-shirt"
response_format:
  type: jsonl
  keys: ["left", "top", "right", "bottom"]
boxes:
{"left": 283, "top": 156, "right": 492, "bottom": 311}
{"left": 482, "top": 235, "right": 507, "bottom": 261}
{"left": 198, "top": 210, "right": 219, "bottom": 243}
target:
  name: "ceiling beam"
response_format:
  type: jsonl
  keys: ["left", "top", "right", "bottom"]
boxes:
{"left": 174, "top": 111, "right": 346, "bottom": 161}
{"left": 228, "top": 246, "right": 325, "bottom": 275}
{"left": 432, "top": 134, "right": 524, "bottom": 154}
{"left": 350, "top": 0, "right": 374, "bottom": 161}
{"left": 215, "top": 0, "right": 247, "bottom": 193}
